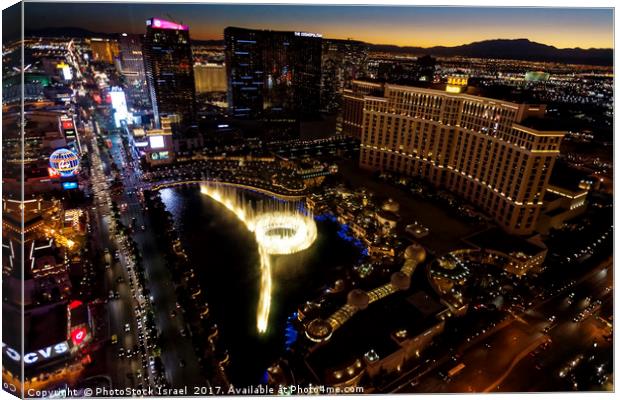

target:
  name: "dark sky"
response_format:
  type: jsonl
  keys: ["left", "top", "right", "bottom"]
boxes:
{"left": 3, "top": 3, "right": 21, "bottom": 44}
{"left": 21, "top": 3, "right": 614, "bottom": 48}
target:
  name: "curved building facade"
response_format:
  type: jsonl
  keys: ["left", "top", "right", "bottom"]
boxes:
{"left": 346, "top": 81, "right": 566, "bottom": 235}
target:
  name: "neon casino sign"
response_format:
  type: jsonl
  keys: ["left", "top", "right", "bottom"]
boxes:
{"left": 147, "top": 18, "right": 188, "bottom": 31}
{"left": 2, "top": 342, "right": 70, "bottom": 365}
{"left": 294, "top": 31, "right": 322, "bottom": 38}
{"left": 70, "top": 327, "right": 88, "bottom": 346}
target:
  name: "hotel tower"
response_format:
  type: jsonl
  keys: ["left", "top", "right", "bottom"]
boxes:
{"left": 343, "top": 80, "right": 566, "bottom": 235}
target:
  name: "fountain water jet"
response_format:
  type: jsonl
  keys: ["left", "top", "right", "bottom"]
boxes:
{"left": 200, "top": 183, "right": 317, "bottom": 333}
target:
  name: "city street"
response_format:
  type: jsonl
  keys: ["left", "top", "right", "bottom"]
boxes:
{"left": 83, "top": 120, "right": 147, "bottom": 389}
{"left": 497, "top": 259, "right": 613, "bottom": 392}
{"left": 105, "top": 130, "right": 207, "bottom": 389}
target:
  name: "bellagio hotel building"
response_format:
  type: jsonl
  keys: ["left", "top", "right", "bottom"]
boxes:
{"left": 342, "top": 80, "right": 566, "bottom": 236}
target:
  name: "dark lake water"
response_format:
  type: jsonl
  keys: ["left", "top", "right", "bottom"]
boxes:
{"left": 159, "top": 187, "right": 362, "bottom": 385}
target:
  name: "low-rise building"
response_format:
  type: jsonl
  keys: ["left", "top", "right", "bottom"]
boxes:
{"left": 129, "top": 115, "right": 175, "bottom": 166}
{"left": 302, "top": 290, "right": 446, "bottom": 389}
{"left": 537, "top": 163, "right": 591, "bottom": 234}
{"left": 463, "top": 228, "right": 547, "bottom": 276}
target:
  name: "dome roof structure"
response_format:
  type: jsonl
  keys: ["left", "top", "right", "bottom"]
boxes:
{"left": 404, "top": 244, "right": 426, "bottom": 264}
{"left": 381, "top": 198, "right": 400, "bottom": 213}
{"left": 347, "top": 289, "right": 370, "bottom": 310}
{"left": 305, "top": 319, "right": 333, "bottom": 342}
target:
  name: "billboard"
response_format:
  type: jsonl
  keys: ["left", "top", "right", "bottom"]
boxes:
{"left": 60, "top": 116, "right": 76, "bottom": 140}
{"left": 149, "top": 135, "right": 165, "bottom": 149}
{"left": 70, "top": 327, "right": 88, "bottom": 346}
{"left": 2, "top": 341, "right": 70, "bottom": 365}
{"left": 62, "top": 182, "right": 79, "bottom": 190}
{"left": 109, "top": 88, "right": 129, "bottom": 128}
{"left": 61, "top": 119, "right": 74, "bottom": 130}
{"left": 56, "top": 62, "right": 73, "bottom": 81}
{"left": 151, "top": 151, "right": 169, "bottom": 160}
{"left": 48, "top": 167, "right": 61, "bottom": 178}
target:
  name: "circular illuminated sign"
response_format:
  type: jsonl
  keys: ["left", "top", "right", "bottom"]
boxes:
{"left": 49, "top": 148, "right": 80, "bottom": 177}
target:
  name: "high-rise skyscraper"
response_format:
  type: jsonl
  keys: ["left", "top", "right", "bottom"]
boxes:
{"left": 118, "top": 33, "right": 150, "bottom": 109}
{"left": 321, "top": 39, "right": 368, "bottom": 113}
{"left": 344, "top": 80, "right": 566, "bottom": 235}
{"left": 224, "top": 27, "right": 263, "bottom": 118}
{"left": 224, "top": 27, "right": 322, "bottom": 119}
{"left": 143, "top": 17, "right": 196, "bottom": 127}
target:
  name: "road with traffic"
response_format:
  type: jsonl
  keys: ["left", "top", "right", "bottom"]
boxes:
{"left": 106, "top": 130, "right": 207, "bottom": 389}
{"left": 83, "top": 119, "right": 148, "bottom": 389}
{"left": 404, "top": 257, "right": 612, "bottom": 393}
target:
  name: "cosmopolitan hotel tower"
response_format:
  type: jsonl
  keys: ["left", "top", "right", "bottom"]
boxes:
{"left": 343, "top": 79, "right": 566, "bottom": 235}
{"left": 224, "top": 27, "right": 322, "bottom": 118}
{"left": 143, "top": 18, "right": 197, "bottom": 127}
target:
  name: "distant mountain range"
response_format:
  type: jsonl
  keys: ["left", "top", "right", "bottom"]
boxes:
{"left": 24, "top": 27, "right": 612, "bottom": 66}
{"left": 370, "top": 39, "right": 612, "bottom": 66}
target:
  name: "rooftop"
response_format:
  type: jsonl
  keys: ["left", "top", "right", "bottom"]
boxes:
{"left": 549, "top": 161, "right": 592, "bottom": 191}
{"left": 2, "top": 301, "right": 69, "bottom": 352}
{"left": 356, "top": 79, "right": 568, "bottom": 127}
{"left": 545, "top": 207, "right": 570, "bottom": 218}
{"left": 543, "top": 190, "right": 564, "bottom": 203}
{"left": 463, "top": 227, "right": 545, "bottom": 257}
{"left": 306, "top": 289, "right": 445, "bottom": 377}
{"left": 518, "top": 116, "right": 570, "bottom": 132}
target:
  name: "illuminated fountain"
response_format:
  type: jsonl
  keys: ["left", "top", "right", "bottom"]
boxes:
{"left": 200, "top": 183, "right": 317, "bottom": 333}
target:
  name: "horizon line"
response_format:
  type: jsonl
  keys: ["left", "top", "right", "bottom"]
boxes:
{"left": 23, "top": 26, "right": 615, "bottom": 51}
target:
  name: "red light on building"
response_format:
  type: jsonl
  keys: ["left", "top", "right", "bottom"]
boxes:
{"left": 62, "top": 120, "right": 74, "bottom": 130}
{"left": 70, "top": 327, "right": 88, "bottom": 346}
{"left": 48, "top": 167, "right": 61, "bottom": 178}
{"left": 68, "top": 300, "right": 83, "bottom": 310}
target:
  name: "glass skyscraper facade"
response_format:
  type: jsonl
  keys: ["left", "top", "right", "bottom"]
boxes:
{"left": 321, "top": 39, "right": 368, "bottom": 113}
{"left": 118, "top": 33, "right": 150, "bottom": 109}
{"left": 143, "top": 18, "right": 196, "bottom": 127}
{"left": 225, "top": 27, "right": 322, "bottom": 119}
